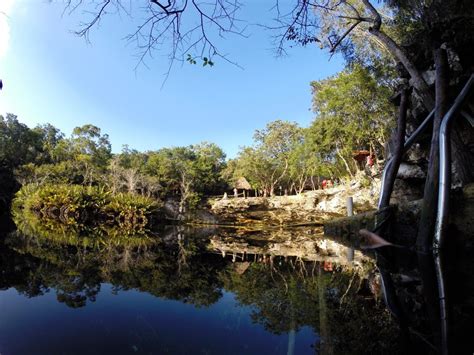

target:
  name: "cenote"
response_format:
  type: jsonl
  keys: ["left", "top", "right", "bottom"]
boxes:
{"left": 1, "top": 212, "right": 473, "bottom": 355}
{"left": 2, "top": 0, "right": 474, "bottom": 353}
{"left": 0, "top": 213, "right": 386, "bottom": 355}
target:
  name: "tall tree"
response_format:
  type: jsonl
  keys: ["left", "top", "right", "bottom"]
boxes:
{"left": 308, "top": 65, "right": 394, "bottom": 177}
{"left": 233, "top": 120, "right": 302, "bottom": 196}
{"left": 0, "top": 114, "right": 44, "bottom": 168}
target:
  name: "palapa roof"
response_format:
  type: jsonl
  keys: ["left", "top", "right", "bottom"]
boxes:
{"left": 234, "top": 177, "right": 251, "bottom": 190}
{"left": 352, "top": 150, "right": 370, "bottom": 162}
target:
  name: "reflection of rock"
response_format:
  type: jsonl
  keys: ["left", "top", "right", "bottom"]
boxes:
{"left": 234, "top": 261, "right": 250, "bottom": 274}
{"left": 208, "top": 230, "right": 369, "bottom": 266}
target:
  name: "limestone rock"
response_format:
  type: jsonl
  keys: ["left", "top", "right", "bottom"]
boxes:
{"left": 421, "top": 70, "right": 436, "bottom": 86}
{"left": 205, "top": 180, "right": 380, "bottom": 226}
{"left": 397, "top": 163, "right": 426, "bottom": 179}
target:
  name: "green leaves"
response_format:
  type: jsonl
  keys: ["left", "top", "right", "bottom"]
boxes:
{"left": 230, "top": 120, "right": 303, "bottom": 195}
{"left": 144, "top": 143, "right": 226, "bottom": 207}
{"left": 186, "top": 54, "right": 197, "bottom": 65}
{"left": 202, "top": 57, "right": 214, "bottom": 67}
{"left": 13, "top": 183, "right": 161, "bottom": 232}
{"left": 186, "top": 54, "right": 214, "bottom": 67}
{"left": 308, "top": 65, "right": 394, "bottom": 176}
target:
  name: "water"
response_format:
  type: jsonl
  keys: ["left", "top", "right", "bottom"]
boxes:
{"left": 0, "top": 285, "right": 318, "bottom": 354}
{"left": 2, "top": 217, "right": 463, "bottom": 354}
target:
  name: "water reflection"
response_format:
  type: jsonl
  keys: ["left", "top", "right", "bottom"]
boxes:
{"left": 1, "top": 218, "right": 403, "bottom": 354}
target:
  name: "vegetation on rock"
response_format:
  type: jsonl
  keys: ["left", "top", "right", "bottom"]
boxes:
{"left": 13, "top": 184, "right": 161, "bottom": 231}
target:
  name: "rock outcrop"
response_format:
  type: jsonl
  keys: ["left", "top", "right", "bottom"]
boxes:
{"left": 202, "top": 180, "right": 381, "bottom": 226}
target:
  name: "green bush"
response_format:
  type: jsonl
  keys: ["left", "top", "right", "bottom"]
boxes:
{"left": 13, "top": 183, "right": 162, "bottom": 229}
{"left": 105, "top": 192, "right": 161, "bottom": 229}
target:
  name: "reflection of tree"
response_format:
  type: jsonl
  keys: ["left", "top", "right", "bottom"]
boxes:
{"left": 221, "top": 261, "right": 401, "bottom": 354}
{"left": 3, "top": 230, "right": 226, "bottom": 308}
{"left": 222, "top": 262, "right": 319, "bottom": 334}
{"left": 0, "top": 241, "right": 47, "bottom": 297}
{"left": 3, "top": 222, "right": 400, "bottom": 353}
{"left": 12, "top": 210, "right": 158, "bottom": 250}
{"left": 54, "top": 272, "right": 102, "bottom": 308}
{"left": 110, "top": 246, "right": 225, "bottom": 307}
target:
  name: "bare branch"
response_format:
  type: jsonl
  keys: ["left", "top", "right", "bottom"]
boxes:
{"left": 329, "top": 19, "right": 361, "bottom": 53}
{"left": 75, "top": 0, "right": 112, "bottom": 39}
{"left": 68, "top": 0, "right": 245, "bottom": 75}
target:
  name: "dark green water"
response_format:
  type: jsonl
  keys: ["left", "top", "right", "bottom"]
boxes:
{"left": 1, "top": 218, "right": 472, "bottom": 354}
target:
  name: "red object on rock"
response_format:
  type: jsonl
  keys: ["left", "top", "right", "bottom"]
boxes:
{"left": 367, "top": 155, "right": 374, "bottom": 166}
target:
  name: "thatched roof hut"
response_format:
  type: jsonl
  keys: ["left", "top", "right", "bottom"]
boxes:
{"left": 352, "top": 150, "right": 370, "bottom": 162}
{"left": 234, "top": 177, "right": 251, "bottom": 190}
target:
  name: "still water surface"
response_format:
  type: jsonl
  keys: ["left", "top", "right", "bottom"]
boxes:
{"left": 4, "top": 219, "right": 468, "bottom": 354}
{"left": 0, "top": 285, "right": 315, "bottom": 354}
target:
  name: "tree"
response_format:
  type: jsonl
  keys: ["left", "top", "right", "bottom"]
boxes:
{"left": 307, "top": 65, "right": 394, "bottom": 177}
{"left": 66, "top": 124, "right": 112, "bottom": 185}
{"left": 65, "top": 0, "right": 245, "bottom": 71}
{"left": 232, "top": 120, "right": 302, "bottom": 196}
{"left": 145, "top": 143, "right": 226, "bottom": 211}
{"left": 70, "top": 124, "right": 112, "bottom": 167}
{"left": 287, "top": 138, "right": 322, "bottom": 193}
{"left": 230, "top": 146, "right": 271, "bottom": 196}
{"left": 32, "top": 123, "right": 65, "bottom": 164}
{"left": 12, "top": 123, "right": 113, "bottom": 187}
{"left": 0, "top": 114, "right": 44, "bottom": 168}
{"left": 253, "top": 120, "right": 303, "bottom": 196}
{"left": 191, "top": 142, "right": 227, "bottom": 195}
{"left": 107, "top": 146, "right": 161, "bottom": 196}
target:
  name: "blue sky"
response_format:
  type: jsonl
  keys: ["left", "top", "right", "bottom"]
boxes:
{"left": 0, "top": 0, "right": 344, "bottom": 158}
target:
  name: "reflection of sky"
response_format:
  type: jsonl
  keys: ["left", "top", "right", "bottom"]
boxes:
{"left": 0, "top": 285, "right": 316, "bottom": 354}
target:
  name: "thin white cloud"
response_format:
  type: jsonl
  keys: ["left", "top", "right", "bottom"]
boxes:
{"left": 0, "top": 0, "right": 15, "bottom": 58}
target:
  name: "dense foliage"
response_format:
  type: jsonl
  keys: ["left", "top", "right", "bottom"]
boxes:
{"left": 13, "top": 184, "right": 161, "bottom": 232}
{"left": 1, "top": 116, "right": 229, "bottom": 216}
{"left": 308, "top": 65, "right": 394, "bottom": 177}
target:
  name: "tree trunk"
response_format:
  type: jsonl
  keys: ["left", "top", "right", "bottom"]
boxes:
{"left": 416, "top": 48, "right": 449, "bottom": 252}
{"left": 379, "top": 87, "right": 408, "bottom": 209}
{"left": 369, "top": 29, "right": 435, "bottom": 111}
{"left": 336, "top": 147, "right": 354, "bottom": 178}
{"left": 361, "top": 0, "right": 434, "bottom": 110}
{"left": 179, "top": 173, "right": 192, "bottom": 216}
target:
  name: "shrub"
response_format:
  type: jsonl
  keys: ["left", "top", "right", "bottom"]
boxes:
{"left": 13, "top": 183, "right": 162, "bottom": 230}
